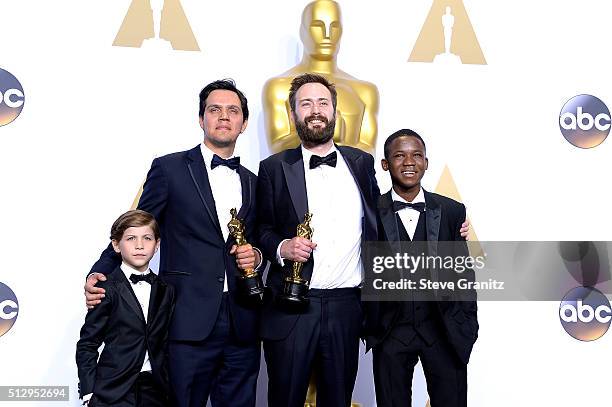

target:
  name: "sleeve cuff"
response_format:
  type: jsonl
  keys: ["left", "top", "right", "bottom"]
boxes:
{"left": 253, "top": 247, "right": 263, "bottom": 270}
{"left": 82, "top": 393, "right": 92, "bottom": 404}
{"left": 276, "top": 239, "right": 290, "bottom": 267}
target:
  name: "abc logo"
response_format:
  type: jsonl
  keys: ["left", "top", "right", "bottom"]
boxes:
{"left": 0, "top": 282, "right": 19, "bottom": 338}
{"left": 559, "top": 286, "right": 611, "bottom": 341}
{"left": 559, "top": 94, "right": 610, "bottom": 148}
{"left": 0, "top": 67, "right": 25, "bottom": 127}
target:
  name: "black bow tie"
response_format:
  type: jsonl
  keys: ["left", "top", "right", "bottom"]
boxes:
{"left": 211, "top": 154, "right": 240, "bottom": 171}
{"left": 309, "top": 151, "right": 337, "bottom": 169}
{"left": 393, "top": 201, "right": 426, "bottom": 213}
{"left": 129, "top": 273, "right": 154, "bottom": 285}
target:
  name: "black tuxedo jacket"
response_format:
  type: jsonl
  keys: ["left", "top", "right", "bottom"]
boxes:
{"left": 365, "top": 190, "right": 478, "bottom": 364}
{"left": 76, "top": 267, "right": 175, "bottom": 404}
{"left": 256, "top": 145, "right": 380, "bottom": 340}
{"left": 90, "top": 145, "right": 260, "bottom": 343}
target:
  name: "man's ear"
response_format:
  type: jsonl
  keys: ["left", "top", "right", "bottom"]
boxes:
{"left": 240, "top": 119, "right": 248, "bottom": 134}
{"left": 381, "top": 159, "right": 389, "bottom": 171}
{"left": 424, "top": 157, "right": 429, "bottom": 171}
{"left": 199, "top": 116, "right": 205, "bottom": 130}
{"left": 155, "top": 239, "right": 160, "bottom": 252}
{"left": 111, "top": 240, "right": 121, "bottom": 254}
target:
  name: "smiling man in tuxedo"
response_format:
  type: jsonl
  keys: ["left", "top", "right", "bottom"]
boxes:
{"left": 84, "top": 80, "right": 262, "bottom": 407}
{"left": 256, "top": 73, "right": 381, "bottom": 407}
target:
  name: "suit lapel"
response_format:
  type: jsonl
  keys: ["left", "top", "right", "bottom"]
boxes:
{"left": 281, "top": 147, "right": 308, "bottom": 222}
{"left": 338, "top": 146, "right": 371, "bottom": 205}
{"left": 424, "top": 190, "right": 441, "bottom": 257}
{"left": 424, "top": 190, "right": 441, "bottom": 289}
{"left": 147, "top": 276, "right": 164, "bottom": 326}
{"left": 378, "top": 192, "right": 401, "bottom": 252}
{"left": 186, "top": 146, "right": 223, "bottom": 239}
{"left": 237, "top": 166, "right": 252, "bottom": 219}
{"left": 115, "top": 271, "right": 146, "bottom": 323}
{"left": 338, "top": 146, "right": 378, "bottom": 240}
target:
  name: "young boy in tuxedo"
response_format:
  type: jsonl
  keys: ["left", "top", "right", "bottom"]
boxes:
{"left": 368, "top": 129, "right": 478, "bottom": 407}
{"left": 77, "top": 210, "right": 175, "bottom": 406}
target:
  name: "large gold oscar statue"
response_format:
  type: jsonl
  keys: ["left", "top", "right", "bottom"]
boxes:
{"left": 263, "top": 0, "right": 379, "bottom": 154}
{"left": 266, "top": 3, "right": 371, "bottom": 405}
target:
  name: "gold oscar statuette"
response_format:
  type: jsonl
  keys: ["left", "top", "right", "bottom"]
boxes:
{"left": 228, "top": 208, "right": 264, "bottom": 297}
{"left": 278, "top": 212, "right": 313, "bottom": 308}
{"left": 263, "top": 0, "right": 380, "bottom": 154}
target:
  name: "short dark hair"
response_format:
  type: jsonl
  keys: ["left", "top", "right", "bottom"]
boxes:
{"left": 383, "top": 129, "right": 426, "bottom": 160}
{"left": 288, "top": 73, "right": 337, "bottom": 113}
{"left": 198, "top": 79, "right": 249, "bottom": 120}
{"left": 110, "top": 210, "right": 160, "bottom": 242}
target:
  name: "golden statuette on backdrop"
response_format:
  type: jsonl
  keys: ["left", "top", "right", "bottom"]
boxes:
{"left": 278, "top": 213, "right": 313, "bottom": 308}
{"left": 228, "top": 208, "right": 264, "bottom": 297}
{"left": 263, "top": 0, "right": 379, "bottom": 154}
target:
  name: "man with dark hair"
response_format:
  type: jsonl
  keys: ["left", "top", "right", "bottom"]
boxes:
{"left": 368, "top": 129, "right": 478, "bottom": 407}
{"left": 198, "top": 79, "right": 249, "bottom": 120}
{"left": 85, "top": 79, "right": 262, "bottom": 407}
{"left": 256, "top": 72, "right": 380, "bottom": 407}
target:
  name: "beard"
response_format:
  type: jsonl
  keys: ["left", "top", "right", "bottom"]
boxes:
{"left": 295, "top": 113, "right": 336, "bottom": 146}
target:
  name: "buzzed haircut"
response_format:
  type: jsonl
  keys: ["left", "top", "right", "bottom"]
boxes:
{"left": 383, "top": 129, "right": 426, "bottom": 160}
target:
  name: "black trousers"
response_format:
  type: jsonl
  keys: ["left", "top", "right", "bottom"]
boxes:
{"left": 168, "top": 294, "right": 260, "bottom": 407}
{"left": 264, "top": 287, "right": 363, "bottom": 407}
{"left": 89, "top": 372, "right": 169, "bottom": 407}
{"left": 373, "top": 330, "right": 467, "bottom": 407}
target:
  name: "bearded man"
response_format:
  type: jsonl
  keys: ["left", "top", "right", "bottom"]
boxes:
{"left": 255, "top": 73, "right": 380, "bottom": 407}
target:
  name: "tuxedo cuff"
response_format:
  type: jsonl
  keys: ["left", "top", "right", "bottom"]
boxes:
{"left": 82, "top": 393, "right": 92, "bottom": 404}
{"left": 253, "top": 247, "right": 263, "bottom": 270}
{"left": 276, "top": 239, "right": 290, "bottom": 267}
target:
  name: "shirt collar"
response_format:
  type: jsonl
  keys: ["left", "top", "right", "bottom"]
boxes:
{"left": 200, "top": 142, "right": 237, "bottom": 170}
{"left": 301, "top": 143, "right": 338, "bottom": 170}
{"left": 391, "top": 187, "right": 425, "bottom": 204}
{"left": 120, "top": 262, "right": 150, "bottom": 281}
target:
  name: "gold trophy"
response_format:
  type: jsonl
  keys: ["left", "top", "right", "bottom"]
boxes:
{"left": 228, "top": 208, "right": 264, "bottom": 297}
{"left": 279, "top": 213, "right": 313, "bottom": 308}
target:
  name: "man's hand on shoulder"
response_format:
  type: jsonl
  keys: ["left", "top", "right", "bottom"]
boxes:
{"left": 460, "top": 219, "right": 470, "bottom": 240}
{"left": 84, "top": 273, "right": 107, "bottom": 309}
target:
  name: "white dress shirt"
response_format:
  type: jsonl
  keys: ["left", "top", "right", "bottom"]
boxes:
{"left": 277, "top": 144, "right": 364, "bottom": 289}
{"left": 121, "top": 262, "right": 153, "bottom": 372}
{"left": 200, "top": 143, "right": 243, "bottom": 292}
{"left": 391, "top": 187, "right": 426, "bottom": 240}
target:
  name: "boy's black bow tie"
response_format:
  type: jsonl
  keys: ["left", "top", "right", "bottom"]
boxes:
{"left": 129, "top": 273, "right": 154, "bottom": 285}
